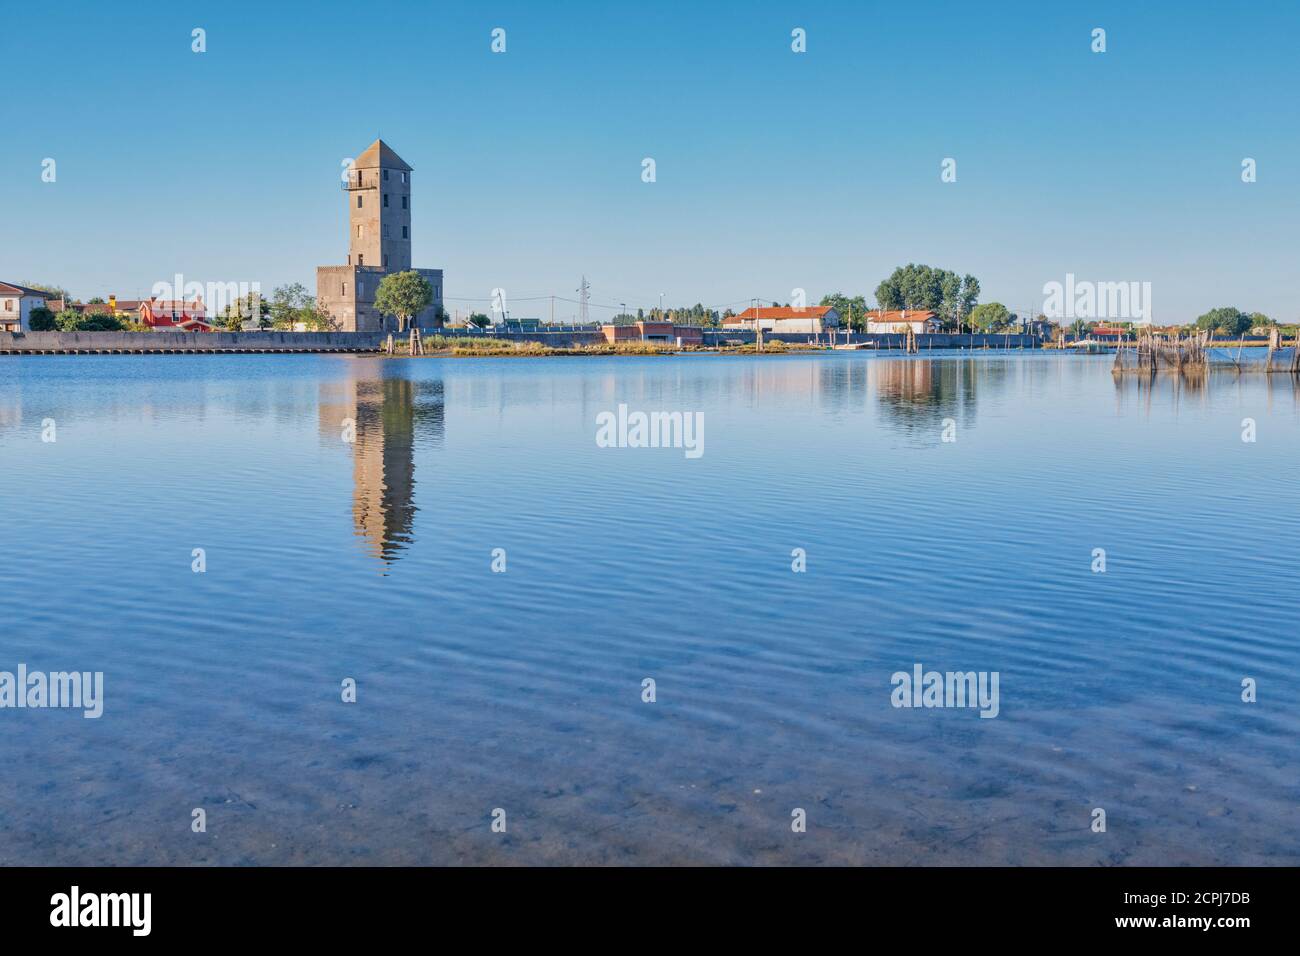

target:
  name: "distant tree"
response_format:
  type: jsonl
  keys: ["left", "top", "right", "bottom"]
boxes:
{"left": 55, "top": 309, "right": 84, "bottom": 331}
{"left": 298, "top": 303, "right": 338, "bottom": 332}
{"left": 468, "top": 312, "right": 491, "bottom": 328}
{"left": 953, "top": 275, "right": 979, "bottom": 330}
{"left": 875, "top": 264, "right": 979, "bottom": 330}
{"left": 21, "top": 281, "right": 73, "bottom": 305}
{"left": 269, "top": 283, "right": 310, "bottom": 330}
{"left": 1247, "top": 312, "right": 1274, "bottom": 331}
{"left": 1070, "top": 318, "right": 1090, "bottom": 338}
{"left": 819, "top": 292, "right": 869, "bottom": 331}
{"left": 87, "top": 297, "right": 106, "bottom": 305}
{"left": 1195, "top": 307, "right": 1250, "bottom": 336}
{"left": 27, "top": 307, "right": 56, "bottom": 331}
{"left": 77, "top": 313, "right": 126, "bottom": 331}
{"left": 374, "top": 271, "right": 433, "bottom": 332}
{"left": 222, "top": 291, "right": 265, "bottom": 331}
{"left": 968, "top": 302, "right": 1012, "bottom": 331}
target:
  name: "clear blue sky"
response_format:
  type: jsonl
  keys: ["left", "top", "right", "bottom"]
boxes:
{"left": 2, "top": 0, "right": 1297, "bottom": 322}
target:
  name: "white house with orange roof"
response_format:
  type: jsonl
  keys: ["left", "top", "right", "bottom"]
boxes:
{"left": 722, "top": 305, "right": 841, "bottom": 334}
{"left": 865, "top": 309, "right": 943, "bottom": 334}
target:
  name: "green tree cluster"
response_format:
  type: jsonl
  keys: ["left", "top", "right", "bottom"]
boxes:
{"left": 818, "top": 293, "right": 869, "bottom": 331}
{"left": 270, "top": 283, "right": 336, "bottom": 331}
{"left": 42, "top": 309, "right": 127, "bottom": 332}
{"left": 1194, "top": 307, "right": 1253, "bottom": 336}
{"left": 222, "top": 292, "right": 270, "bottom": 331}
{"left": 967, "top": 302, "right": 1018, "bottom": 332}
{"left": 874, "top": 264, "right": 980, "bottom": 329}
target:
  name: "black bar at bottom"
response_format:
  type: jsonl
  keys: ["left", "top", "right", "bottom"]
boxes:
{"left": 0, "top": 866, "right": 1281, "bottom": 942}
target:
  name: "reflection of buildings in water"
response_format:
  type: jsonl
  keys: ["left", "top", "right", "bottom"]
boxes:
{"left": 873, "top": 359, "right": 948, "bottom": 433}
{"left": 319, "top": 373, "right": 444, "bottom": 563}
{"left": 872, "top": 357, "right": 1013, "bottom": 434}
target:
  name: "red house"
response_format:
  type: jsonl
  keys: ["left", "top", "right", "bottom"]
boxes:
{"left": 140, "top": 297, "right": 215, "bottom": 331}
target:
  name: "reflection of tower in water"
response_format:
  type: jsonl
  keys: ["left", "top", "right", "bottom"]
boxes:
{"left": 320, "top": 374, "right": 444, "bottom": 564}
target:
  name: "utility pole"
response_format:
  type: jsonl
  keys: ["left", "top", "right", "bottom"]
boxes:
{"left": 576, "top": 276, "right": 590, "bottom": 326}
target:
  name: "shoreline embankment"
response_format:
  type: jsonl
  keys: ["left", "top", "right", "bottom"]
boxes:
{"left": 1, "top": 329, "right": 1044, "bottom": 355}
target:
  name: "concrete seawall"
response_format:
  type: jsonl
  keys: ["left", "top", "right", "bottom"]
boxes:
{"left": 452, "top": 330, "right": 1043, "bottom": 349}
{"left": 717, "top": 331, "right": 1043, "bottom": 349}
{"left": 0, "top": 331, "right": 392, "bottom": 353}
{"left": 1, "top": 329, "right": 1043, "bottom": 354}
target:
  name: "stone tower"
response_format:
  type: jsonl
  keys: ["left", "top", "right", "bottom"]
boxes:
{"left": 345, "top": 140, "right": 411, "bottom": 272}
{"left": 316, "top": 140, "right": 444, "bottom": 332}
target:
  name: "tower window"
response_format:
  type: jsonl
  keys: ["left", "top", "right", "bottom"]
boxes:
{"left": 402, "top": 226, "right": 408, "bottom": 239}
{"left": 384, "top": 255, "right": 389, "bottom": 269}
{"left": 402, "top": 196, "right": 407, "bottom": 210}
{"left": 383, "top": 194, "right": 389, "bottom": 207}
{"left": 383, "top": 169, "right": 389, "bottom": 181}
{"left": 342, "top": 282, "right": 347, "bottom": 296}
{"left": 383, "top": 225, "right": 390, "bottom": 238}
{"left": 357, "top": 195, "right": 363, "bottom": 208}
{"left": 401, "top": 172, "right": 407, "bottom": 184}
{"left": 356, "top": 225, "right": 363, "bottom": 237}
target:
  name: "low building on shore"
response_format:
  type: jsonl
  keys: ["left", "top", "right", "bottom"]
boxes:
{"left": 601, "top": 321, "right": 703, "bottom": 345}
{"left": 865, "top": 310, "right": 942, "bottom": 334}
{"left": 138, "top": 297, "right": 214, "bottom": 331}
{"left": 723, "top": 305, "right": 840, "bottom": 334}
{"left": 0, "top": 282, "right": 54, "bottom": 332}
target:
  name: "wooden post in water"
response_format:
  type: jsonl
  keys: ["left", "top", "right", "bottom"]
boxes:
{"left": 386, "top": 333, "right": 394, "bottom": 356}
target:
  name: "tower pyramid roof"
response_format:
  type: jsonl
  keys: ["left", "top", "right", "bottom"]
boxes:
{"left": 354, "top": 139, "right": 413, "bottom": 171}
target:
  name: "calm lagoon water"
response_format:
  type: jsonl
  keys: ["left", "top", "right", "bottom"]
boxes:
{"left": 1, "top": 351, "right": 1297, "bottom": 865}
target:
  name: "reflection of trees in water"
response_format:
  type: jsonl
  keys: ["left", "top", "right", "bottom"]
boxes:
{"left": 873, "top": 358, "right": 1009, "bottom": 435}
{"left": 320, "top": 373, "right": 444, "bottom": 565}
